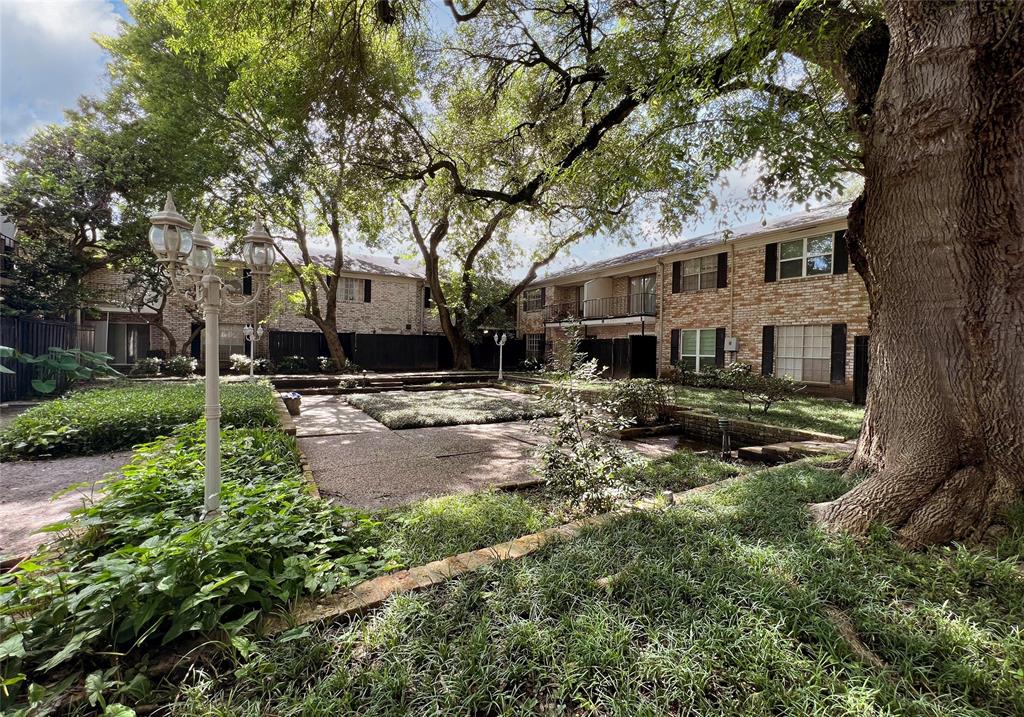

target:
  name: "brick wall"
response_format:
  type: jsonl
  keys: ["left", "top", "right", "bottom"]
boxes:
{"left": 659, "top": 239, "right": 868, "bottom": 397}
{"left": 520, "top": 221, "right": 868, "bottom": 399}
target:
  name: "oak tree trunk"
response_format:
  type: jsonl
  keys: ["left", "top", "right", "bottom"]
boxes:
{"left": 312, "top": 315, "right": 348, "bottom": 366}
{"left": 811, "top": 1, "right": 1024, "bottom": 547}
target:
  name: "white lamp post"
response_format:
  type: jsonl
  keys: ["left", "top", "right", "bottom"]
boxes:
{"left": 493, "top": 332, "right": 507, "bottom": 381}
{"left": 243, "top": 323, "right": 265, "bottom": 380}
{"left": 148, "top": 194, "right": 275, "bottom": 518}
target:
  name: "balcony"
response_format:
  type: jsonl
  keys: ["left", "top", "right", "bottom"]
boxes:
{"left": 545, "top": 292, "right": 657, "bottom": 323}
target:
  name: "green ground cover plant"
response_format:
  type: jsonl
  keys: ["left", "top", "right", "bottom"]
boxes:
{"left": 347, "top": 388, "right": 549, "bottom": 429}
{"left": 0, "top": 380, "right": 278, "bottom": 459}
{"left": 670, "top": 385, "right": 864, "bottom": 438}
{"left": 0, "top": 424, "right": 391, "bottom": 714}
{"left": 172, "top": 463, "right": 1024, "bottom": 717}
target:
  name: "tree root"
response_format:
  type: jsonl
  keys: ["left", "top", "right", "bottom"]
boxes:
{"left": 823, "top": 605, "right": 888, "bottom": 671}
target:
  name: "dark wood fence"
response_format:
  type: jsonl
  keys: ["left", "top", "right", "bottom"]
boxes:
{"left": 268, "top": 330, "right": 525, "bottom": 372}
{"left": 1, "top": 317, "right": 96, "bottom": 401}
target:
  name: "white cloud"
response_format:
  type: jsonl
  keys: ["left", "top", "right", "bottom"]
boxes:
{"left": 1, "top": 0, "right": 121, "bottom": 143}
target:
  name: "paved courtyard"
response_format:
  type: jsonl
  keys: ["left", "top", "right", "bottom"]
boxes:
{"left": 296, "top": 393, "right": 547, "bottom": 508}
{"left": 0, "top": 450, "right": 133, "bottom": 560}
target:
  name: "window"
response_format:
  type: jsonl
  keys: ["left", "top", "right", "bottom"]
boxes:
{"left": 218, "top": 324, "right": 246, "bottom": 361}
{"left": 524, "top": 289, "right": 544, "bottom": 312}
{"left": 242, "top": 268, "right": 252, "bottom": 295}
{"left": 526, "top": 333, "right": 544, "bottom": 360}
{"left": 107, "top": 323, "right": 150, "bottom": 365}
{"left": 779, "top": 234, "right": 834, "bottom": 279}
{"left": 775, "top": 324, "right": 830, "bottom": 383}
{"left": 339, "top": 277, "right": 362, "bottom": 302}
{"left": 629, "top": 274, "right": 656, "bottom": 313}
{"left": 679, "top": 328, "right": 716, "bottom": 372}
{"left": 681, "top": 255, "right": 718, "bottom": 292}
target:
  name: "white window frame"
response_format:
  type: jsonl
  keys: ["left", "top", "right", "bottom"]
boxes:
{"left": 217, "top": 324, "right": 247, "bottom": 362}
{"left": 775, "top": 324, "right": 831, "bottom": 384}
{"left": 526, "top": 333, "right": 544, "bottom": 360}
{"left": 778, "top": 234, "right": 834, "bottom": 280}
{"left": 523, "top": 289, "right": 544, "bottom": 312}
{"left": 681, "top": 255, "right": 718, "bottom": 292}
{"left": 679, "top": 328, "right": 717, "bottom": 373}
{"left": 106, "top": 322, "right": 150, "bottom": 365}
{"left": 339, "top": 277, "right": 363, "bottom": 302}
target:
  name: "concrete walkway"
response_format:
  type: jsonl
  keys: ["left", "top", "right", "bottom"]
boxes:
{"left": 296, "top": 394, "right": 547, "bottom": 509}
{"left": 0, "top": 451, "right": 134, "bottom": 560}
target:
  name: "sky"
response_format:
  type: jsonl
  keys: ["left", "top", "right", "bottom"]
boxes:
{"left": 0, "top": 0, "right": 820, "bottom": 277}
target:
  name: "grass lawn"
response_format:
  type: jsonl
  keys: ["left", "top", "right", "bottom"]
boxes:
{"left": 347, "top": 388, "right": 550, "bottom": 429}
{"left": 0, "top": 380, "right": 278, "bottom": 459}
{"left": 670, "top": 385, "right": 864, "bottom": 438}
{"left": 174, "top": 462, "right": 1024, "bottom": 717}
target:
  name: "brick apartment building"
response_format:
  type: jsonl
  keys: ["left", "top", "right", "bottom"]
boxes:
{"left": 82, "top": 249, "right": 440, "bottom": 367}
{"left": 518, "top": 203, "right": 869, "bottom": 401}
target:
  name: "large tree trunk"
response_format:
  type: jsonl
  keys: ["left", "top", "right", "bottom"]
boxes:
{"left": 311, "top": 314, "right": 347, "bottom": 366}
{"left": 811, "top": 1, "right": 1024, "bottom": 547}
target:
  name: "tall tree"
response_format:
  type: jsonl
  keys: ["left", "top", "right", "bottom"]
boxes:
{"left": 104, "top": 0, "right": 415, "bottom": 366}
{"left": 416, "top": 0, "right": 1023, "bottom": 545}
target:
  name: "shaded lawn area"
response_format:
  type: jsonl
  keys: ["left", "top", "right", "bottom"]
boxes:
{"left": 346, "top": 388, "right": 550, "bottom": 429}
{"left": 175, "top": 463, "right": 1024, "bottom": 716}
{"left": 670, "top": 385, "right": 864, "bottom": 438}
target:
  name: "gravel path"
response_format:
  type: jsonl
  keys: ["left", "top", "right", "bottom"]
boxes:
{"left": 0, "top": 451, "right": 134, "bottom": 561}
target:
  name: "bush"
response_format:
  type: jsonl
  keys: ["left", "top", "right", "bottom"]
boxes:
{"left": 735, "top": 371, "right": 802, "bottom": 414}
{"left": 610, "top": 378, "right": 671, "bottom": 426}
{"left": 277, "top": 355, "right": 314, "bottom": 374}
{"left": 535, "top": 322, "right": 641, "bottom": 514}
{"left": 129, "top": 356, "right": 162, "bottom": 376}
{"left": 0, "top": 381, "right": 279, "bottom": 459}
{"left": 164, "top": 355, "right": 197, "bottom": 377}
{"left": 0, "top": 425, "right": 391, "bottom": 711}
{"left": 229, "top": 354, "right": 273, "bottom": 375}
{"left": 0, "top": 346, "right": 121, "bottom": 395}
{"left": 667, "top": 361, "right": 752, "bottom": 389}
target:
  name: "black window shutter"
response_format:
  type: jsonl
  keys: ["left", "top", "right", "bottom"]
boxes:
{"left": 671, "top": 261, "right": 681, "bottom": 293}
{"left": 830, "top": 323, "right": 848, "bottom": 384}
{"left": 833, "top": 230, "right": 849, "bottom": 274}
{"left": 764, "top": 243, "right": 778, "bottom": 283}
{"left": 242, "top": 268, "right": 252, "bottom": 295}
{"left": 540, "top": 287, "right": 546, "bottom": 305}
{"left": 423, "top": 285, "right": 431, "bottom": 308}
{"left": 761, "top": 325, "right": 775, "bottom": 375}
{"left": 715, "top": 327, "right": 726, "bottom": 367}
{"left": 717, "top": 252, "right": 728, "bottom": 288}
{"left": 363, "top": 279, "right": 372, "bottom": 303}
{"left": 670, "top": 329, "right": 680, "bottom": 364}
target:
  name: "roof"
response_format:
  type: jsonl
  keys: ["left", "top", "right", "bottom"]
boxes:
{"left": 212, "top": 237, "right": 424, "bottom": 279}
{"left": 536, "top": 202, "right": 851, "bottom": 284}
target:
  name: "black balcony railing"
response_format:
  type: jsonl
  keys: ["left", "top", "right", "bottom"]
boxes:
{"left": 544, "top": 292, "right": 656, "bottom": 322}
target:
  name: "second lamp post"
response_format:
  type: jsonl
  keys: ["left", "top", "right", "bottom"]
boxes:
{"left": 148, "top": 194, "right": 275, "bottom": 518}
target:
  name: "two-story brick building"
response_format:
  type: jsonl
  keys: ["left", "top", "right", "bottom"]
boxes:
{"left": 82, "top": 248, "right": 440, "bottom": 368}
{"left": 518, "top": 203, "right": 869, "bottom": 401}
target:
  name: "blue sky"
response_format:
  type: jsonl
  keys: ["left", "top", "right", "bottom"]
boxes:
{"left": 0, "top": 0, "right": 811, "bottom": 275}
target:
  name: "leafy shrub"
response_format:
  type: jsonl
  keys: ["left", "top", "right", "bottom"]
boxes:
{"left": 229, "top": 354, "right": 273, "bottom": 375}
{"left": 129, "top": 356, "right": 162, "bottom": 376}
{"left": 0, "top": 425, "right": 391, "bottom": 710}
{"left": 0, "top": 381, "right": 278, "bottom": 459}
{"left": 317, "top": 356, "right": 340, "bottom": 373}
{"left": 277, "top": 355, "right": 314, "bottom": 374}
{"left": 164, "top": 355, "right": 197, "bottom": 377}
{"left": 669, "top": 361, "right": 752, "bottom": 389}
{"left": 534, "top": 322, "right": 640, "bottom": 514}
{"left": 517, "top": 357, "right": 544, "bottom": 372}
{"left": 610, "top": 378, "right": 671, "bottom": 426}
{"left": 0, "top": 346, "right": 121, "bottom": 395}
{"left": 735, "top": 371, "right": 802, "bottom": 414}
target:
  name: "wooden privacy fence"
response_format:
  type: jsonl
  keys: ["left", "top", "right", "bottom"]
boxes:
{"left": 0, "top": 317, "right": 96, "bottom": 401}
{"left": 268, "top": 330, "right": 526, "bottom": 372}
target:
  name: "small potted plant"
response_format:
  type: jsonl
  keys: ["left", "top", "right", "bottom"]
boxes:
{"left": 282, "top": 391, "right": 302, "bottom": 416}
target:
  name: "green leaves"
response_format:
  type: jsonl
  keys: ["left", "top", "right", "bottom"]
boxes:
{"left": 0, "top": 380, "right": 278, "bottom": 460}
{"left": 0, "top": 424, "right": 387, "bottom": 710}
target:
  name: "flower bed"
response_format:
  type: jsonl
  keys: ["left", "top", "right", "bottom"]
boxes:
{"left": 346, "top": 388, "right": 550, "bottom": 429}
